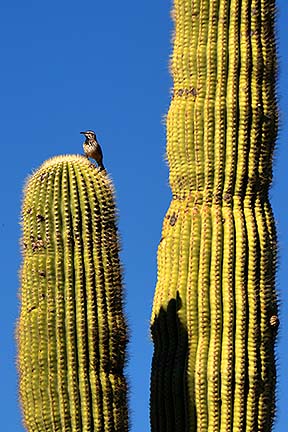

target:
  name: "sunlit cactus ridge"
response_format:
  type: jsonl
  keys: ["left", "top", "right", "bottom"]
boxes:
{"left": 18, "top": 155, "right": 129, "bottom": 431}
{"left": 151, "top": 0, "right": 279, "bottom": 431}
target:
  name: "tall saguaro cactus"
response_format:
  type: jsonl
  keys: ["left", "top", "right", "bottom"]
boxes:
{"left": 18, "top": 155, "right": 128, "bottom": 431}
{"left": 151, "top": 0, "right": 278, "bottom": 431}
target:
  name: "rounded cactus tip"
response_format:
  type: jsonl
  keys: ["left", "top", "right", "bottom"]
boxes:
{"left": 40, "top": 154, "right": 97, "bottom": 168}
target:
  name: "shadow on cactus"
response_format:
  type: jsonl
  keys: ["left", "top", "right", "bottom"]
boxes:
{"left": 150, "top": 293, "right": 190, "bottom": 432}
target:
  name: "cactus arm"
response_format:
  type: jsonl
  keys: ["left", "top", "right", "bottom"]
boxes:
{"left": 18, "top": 155, "right": 129, "bottom": 431}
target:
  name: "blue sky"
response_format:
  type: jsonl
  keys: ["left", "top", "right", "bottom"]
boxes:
{"left": 0, "top": 1, "right": 287, "bottom": 430}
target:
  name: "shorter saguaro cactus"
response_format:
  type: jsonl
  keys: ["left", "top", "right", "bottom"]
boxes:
{"left": 17, "top": 155, "right": 129, "bottom": 432}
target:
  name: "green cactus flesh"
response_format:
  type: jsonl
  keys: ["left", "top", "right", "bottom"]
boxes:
{"left": 151, "top": 0, "right": 278, "bottom": 431}
{"left": 18, "top": 155, "right": 128, "bottom": 432}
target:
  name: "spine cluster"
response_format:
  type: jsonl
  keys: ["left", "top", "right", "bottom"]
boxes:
{"left": 151, "top": 0, "right": 278, "bottom": 431}
{"left": 18, "top": 155, "right": 128, "bottom": 432}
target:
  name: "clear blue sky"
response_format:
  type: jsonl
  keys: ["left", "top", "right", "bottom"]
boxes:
{"left": 0, "top": 1, "right": 287, "bottom": 430}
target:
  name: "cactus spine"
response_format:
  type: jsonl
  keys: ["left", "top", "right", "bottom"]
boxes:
{"left": 18, "top": 155, "right": 128, "bottom": 431}
{"left": 151, "top": 0, "right": 278, "bottom": 431}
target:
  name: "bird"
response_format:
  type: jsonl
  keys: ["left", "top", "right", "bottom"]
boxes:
{"left": 80, "top": 130, "right": 105, "bottom": 170}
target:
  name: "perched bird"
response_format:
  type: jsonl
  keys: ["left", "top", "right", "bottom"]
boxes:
{"left": 80, "top": 130, "right": 105, "bottom": 170}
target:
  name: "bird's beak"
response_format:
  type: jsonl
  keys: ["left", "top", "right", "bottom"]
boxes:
{"left": 80, "top": 131, "right": 86, "bottom": 135}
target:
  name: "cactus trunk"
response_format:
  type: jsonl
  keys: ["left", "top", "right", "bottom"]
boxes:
{"left": 18, "top": 155, "right": 128, "bottom": 432}
{"left": 150, "top": 0, "right": 278, "bottom": 431}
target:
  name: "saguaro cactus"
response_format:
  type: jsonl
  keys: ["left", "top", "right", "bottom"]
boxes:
{"left": 151, "top": 0, "right": 278, "bottom": 431}
{"left": 18, "top": 155, "right": 128, "bottom": 431}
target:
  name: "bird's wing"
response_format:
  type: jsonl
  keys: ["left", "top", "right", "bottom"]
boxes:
{"left": 98, "top": 143, "right": 103, "bottom": 160}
